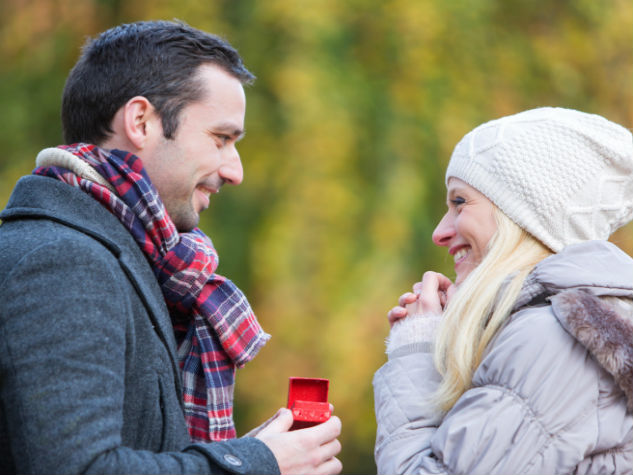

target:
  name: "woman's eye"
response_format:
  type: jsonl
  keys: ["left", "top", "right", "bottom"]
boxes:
{"left": 450, "top": 197, "right": 466, "bottom": 206}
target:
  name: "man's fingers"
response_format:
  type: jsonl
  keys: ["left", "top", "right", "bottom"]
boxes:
{"left": 291, "top": 415, "right": 341, "bottom": 448}
{"left": 318, "top": 438, "right": 342, "bottom": 462}
{"left": 316, "top": 456, "right": 343, "bottom": 475}
{"left": 312, "top": 432, "right": 342, "bottom": 475}
{"left": 255, "top": 408, "right": 293, "bottom": 438}
{"left": 309, "top": 415, "right": 341, "bottom": 446}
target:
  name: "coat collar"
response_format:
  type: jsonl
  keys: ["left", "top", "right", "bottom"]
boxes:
{"left": 511, "top": 240, "right": 633, "bottom": 413}
{"left": 514, "top": 240, "right": 633, "bottom": 310}
{"left": 551, "top": 289, "right": 633, "bottom": 412}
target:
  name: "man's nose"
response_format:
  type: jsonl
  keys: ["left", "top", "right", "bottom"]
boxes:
{"left": 219, "top": 146, "right": 243, "bottom": 185}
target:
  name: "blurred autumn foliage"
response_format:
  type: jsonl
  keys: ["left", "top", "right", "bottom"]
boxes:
{"left": 1, "top": 1, "right": 631, "bottom": 473}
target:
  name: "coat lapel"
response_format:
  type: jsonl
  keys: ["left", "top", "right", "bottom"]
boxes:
{"left": 1, "top": 175, "right": 183, "bottom": 399}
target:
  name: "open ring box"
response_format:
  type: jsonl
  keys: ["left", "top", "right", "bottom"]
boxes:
{"left": 287, "top": 377, "right": 331, "bottom": 430}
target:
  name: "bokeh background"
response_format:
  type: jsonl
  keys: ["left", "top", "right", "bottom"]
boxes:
{"left": 1, "top": 1, "right": 632, "bottom": 473}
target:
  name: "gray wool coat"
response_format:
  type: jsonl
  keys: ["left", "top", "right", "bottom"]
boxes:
{"left": 0, "top": 175, "right": 280, "bottom": 474}
{"left": 374, "top": 240, "right": 633, "bottom": 475}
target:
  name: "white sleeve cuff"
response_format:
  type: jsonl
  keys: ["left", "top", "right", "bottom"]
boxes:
{"left": 385, "top": 313, "right": 443, "bottom": 356}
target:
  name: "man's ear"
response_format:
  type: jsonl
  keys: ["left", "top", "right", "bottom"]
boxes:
{"left": 122, "top": 96, "right": 161, "bottom": 150}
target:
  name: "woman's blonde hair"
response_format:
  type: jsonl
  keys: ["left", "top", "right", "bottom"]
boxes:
{"left": 432, "top": 205, "right": 552, "bottom": 412}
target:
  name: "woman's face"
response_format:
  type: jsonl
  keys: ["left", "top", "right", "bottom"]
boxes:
{"left": 432, "top": 178, "right": 497, "bottom": 285}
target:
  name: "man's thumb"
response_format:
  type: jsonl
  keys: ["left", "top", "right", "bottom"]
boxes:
{"left": 258, "top": 408, "right": 294, "bottom": 436}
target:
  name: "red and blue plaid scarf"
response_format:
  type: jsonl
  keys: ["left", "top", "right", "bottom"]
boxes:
{"left": 34, "top": 143, "right": 270, "bottom": 442}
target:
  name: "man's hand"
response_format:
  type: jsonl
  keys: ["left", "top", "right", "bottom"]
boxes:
{"left": 254, "top": 407, "right": 342, "bottom": 475}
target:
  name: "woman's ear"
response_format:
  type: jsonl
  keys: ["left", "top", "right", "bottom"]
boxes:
{"left": 121, "top": 96, "right": 162, "bottom": 150}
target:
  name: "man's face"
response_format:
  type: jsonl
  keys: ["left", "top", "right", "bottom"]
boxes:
{"left": 143, "top": 64, "right": 246, "bottom": 231}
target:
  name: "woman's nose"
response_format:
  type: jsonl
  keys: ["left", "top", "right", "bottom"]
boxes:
{"left": 432, "top": 213, "right": 455, "bottom": 247}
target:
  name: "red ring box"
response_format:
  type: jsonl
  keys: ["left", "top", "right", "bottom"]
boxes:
{"left": 287, "top": 377, "right": 331, "bottom": 430}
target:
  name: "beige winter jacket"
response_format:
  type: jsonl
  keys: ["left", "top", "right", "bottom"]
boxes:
{"left": 373, "top": 240, "right": 633, "bottom": 474}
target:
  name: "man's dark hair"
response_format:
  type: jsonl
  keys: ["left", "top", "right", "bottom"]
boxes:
{"left": 61, "top": 20, "right": 255, "bottom": 144}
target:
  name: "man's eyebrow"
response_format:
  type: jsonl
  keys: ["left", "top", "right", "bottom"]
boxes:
{"left": 212, "top": 122, "right": 245, "bottom": 139}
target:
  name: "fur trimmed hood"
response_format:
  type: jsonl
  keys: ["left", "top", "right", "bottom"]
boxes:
{"left": 515, "top": 240, "right": 633, "bottom": 412}
{"left": 551, "top": 289, "right": 633, "bottom": 411}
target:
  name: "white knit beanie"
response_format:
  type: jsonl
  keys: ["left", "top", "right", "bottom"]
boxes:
{"left": 445, "top": 107, "right": 633, "bottom": 252}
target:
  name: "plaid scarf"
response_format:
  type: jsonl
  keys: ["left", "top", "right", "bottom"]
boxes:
{"left": 34, "top": 143, "right": 270, "bottom": 442}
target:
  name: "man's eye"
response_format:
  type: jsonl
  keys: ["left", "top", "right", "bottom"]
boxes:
{"left": 215, "top": 134, "right": 231, "bottom": 145}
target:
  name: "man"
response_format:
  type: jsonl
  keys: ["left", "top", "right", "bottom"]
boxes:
{"left": 0, "top": 20, "right": 342, "bottom": 474}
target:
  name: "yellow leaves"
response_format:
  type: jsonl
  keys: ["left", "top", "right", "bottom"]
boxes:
{"left": 0, "top": 0, "right": 96, "bottom": 68}
{"left": 1, "top": 2, "right": 632, "bottom": 472}
{"left": 388, "top": 0, "right": 442, "bottom": 44}
{"left": 261, "top": 0, "right": 344, "bottom": 43}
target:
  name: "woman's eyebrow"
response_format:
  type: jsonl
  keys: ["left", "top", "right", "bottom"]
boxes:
{"left": 447, "top": 186, "right": 467, "bottom": 197}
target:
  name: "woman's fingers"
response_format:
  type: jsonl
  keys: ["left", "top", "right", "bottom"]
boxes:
{"left": 387, "top": 274, "right": 455, "bottom": 327}
{"left": 388, "top": 292, "right": 417, "bottom": 327}
{"left": 413, "top": 272, "right": 455, "bottom": 314}
{"left": 387, "top": 306, "right": 407, "bottom": 327}
{"left": 446, "top": 281, "right": 457, "bottom": 304}
{"left": 397, "top": 292, "right": 417, "bottom": 307}
{"left": 434, "top": 272, "right": 455, "bottom": 294}
{"left": 439, "top": 290, "right": 447, "bottom": 308}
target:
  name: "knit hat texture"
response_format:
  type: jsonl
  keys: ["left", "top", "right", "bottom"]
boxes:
{"left": 445, "top": 107, "right": 633, "bottom": 252}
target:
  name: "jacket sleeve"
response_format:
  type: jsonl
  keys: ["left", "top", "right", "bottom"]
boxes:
{"left": 373, "top": 343, "right": 446, "bottom": 474}
{"left": 373, "top": 306, "right": 601, "bottom": 475}
{"left": 0, "top": 237, "right": 279, "bottom": 475}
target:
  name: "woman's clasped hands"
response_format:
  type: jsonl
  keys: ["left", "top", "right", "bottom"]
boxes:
{"left": 387, "top": 271, "right": 456, "bottom": 328}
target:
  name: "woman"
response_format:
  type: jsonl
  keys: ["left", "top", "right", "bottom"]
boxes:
{"left": 373, "top": 107, "right": 633, "bottom": 475}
